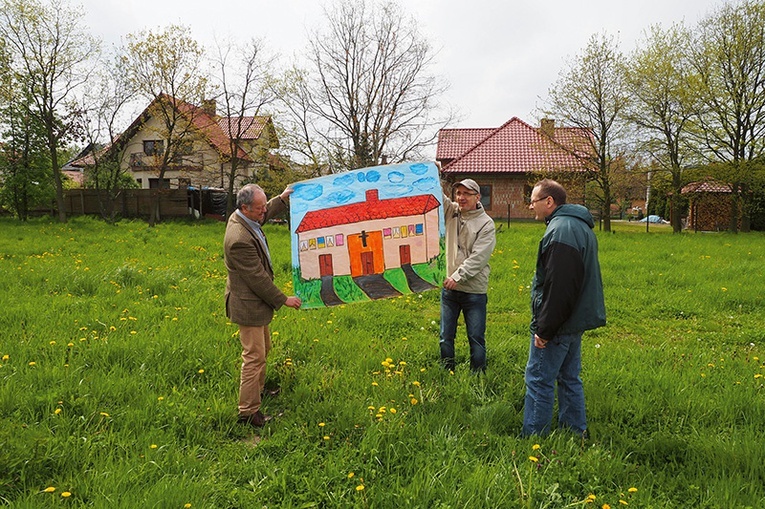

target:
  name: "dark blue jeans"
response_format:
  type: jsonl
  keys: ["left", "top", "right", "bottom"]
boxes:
{"left": 439, "top": 289, "right": 487, "bottom": 372}
{"left": 522, "top": 332, "right": 586, "bottom": 437}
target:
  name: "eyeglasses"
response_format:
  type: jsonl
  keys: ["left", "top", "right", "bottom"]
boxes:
{"left": 528, "top": 196, "right": 549, "bottom": 205}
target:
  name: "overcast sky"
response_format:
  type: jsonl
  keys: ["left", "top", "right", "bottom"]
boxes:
{"left": 79, "top": 0, "right": 724, "bottom": 131}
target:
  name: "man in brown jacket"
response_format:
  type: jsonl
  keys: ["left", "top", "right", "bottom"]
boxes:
{"left": 224, "top": 184, "right": 301, "bottom": 428}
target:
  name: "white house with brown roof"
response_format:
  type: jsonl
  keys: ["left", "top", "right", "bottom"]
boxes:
{"left": 436, "top": 117, "right": 593, "bottom": 220}
{"left": 71, "top": 95, "right": 280, "bottom": 190}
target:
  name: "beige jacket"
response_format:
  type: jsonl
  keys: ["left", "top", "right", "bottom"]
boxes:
{"left": 223, "top": 196, "right": 288, "bottom": 326}
{"left": 443, "top": 193, "right": 496, "bottom": 294}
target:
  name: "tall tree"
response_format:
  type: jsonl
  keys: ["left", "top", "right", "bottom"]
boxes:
{"left": 625, "top": 23, "right": 699, "bottom": 233}
{"left": 122, "top": 24, "right": 210, "bottom": 225}
{"left": 78, "top": 53, "right": 138, "bottom": 222}
{"left": 289, "top": 0, "right": 450, "bottom": 171}
{"left": 211, "top": 37, "right": 276, "bottom": 216}
{"left": 688, "top": 0, "right": 765, "bottom": 232}
{"left": 544, "top": 32, "right": 632, "bottom": 232}
{"left": 0, "top": 0, "right": 98, "bottom": 222}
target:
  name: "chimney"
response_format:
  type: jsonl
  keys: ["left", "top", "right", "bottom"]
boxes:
{"left": 540, "top": 118, "right": 555, "bottom": 138}
{"left": 202, "top": 99, "right": 216, "bottom": 117}
{"left": 365, "top": 189, "right": 379, "bottom": 202}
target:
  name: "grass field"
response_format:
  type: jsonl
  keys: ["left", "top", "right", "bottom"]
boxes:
{"left": 1, "top": 216, "right": 764, "bottom": 508}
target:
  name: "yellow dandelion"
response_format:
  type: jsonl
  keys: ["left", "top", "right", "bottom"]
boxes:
{"left": 412, "top": 381, "right": 421, "bottom": 387}
{"left": 1, "top": 354, "right": 8, "bottom": 361}
{"left": 61, "top": 492, "right": 71, "bottom": 498}
{"left": 375, "top": 413, "right": 383, "bottom": 419}
{"left": 367, "top": 406, "right": 375, "bottom": 411}
{"left": 43, "top": 486, "right": 56, "bottom": 493}
{"left": 50, "top": 341, "right": 56, "bottom": 345}
{"left": 755, "top": 374, "right": 762, "bottom": 379}
{"left": 385, "top": 357, "right": 393, "bottom": 363}
{"left": 628, "top": 487, "right": 637, "bottom": 493}
{"left": 67, "top": 342, "right": 74, "bottom": 347}
{"left": 528, "top": 456, "right": 538, "bottom": 462}
{"left": 401, "top": 337, "right": 407, "bottom": 341}
{"left": 28, "top": 361, "right": 36, "bottom": 366}
{"left": 198, "top": 369, "right": 204, "bottom": 374}
{"left": 399, "top": 361, "right": 407, "bottom": 366}
{"left": 318, "top": 422, "right": 326, "bottom": 427}
{"left": 184, "top": 504, "right": 192, "bottom": 508}
{"left": 100, "top": 412, "right": 110, "bottom": 417}
{"left": 54, "top": 408, "right": 62, "bottom": 415}
{"left": 420, "top": 367, "right": 426, "bottom": 372}
{"left": 389, "top": 408, "right": 397, "bottom": 414}
{"left": 587, "top": 494, "right": 597, "bottom": 502}
{"left": 532, "top": 444, "right": 540, "bottom": 450}
{"left": 323, "top": 435, "right": 330, "bottom": 441}
{"left": 356, "top": 485, "right": 365, "bottom": 491}
{"left": 150, "top": 444, "right": 158, "bottom": 449}
{"left": 347, "top": 472, "right": 355, "bottom": 479}
{"left": 619, "top": 501, "right": 628, "bottom": 506}
{"left": 602, "top": 504, "right": 611, "bottom": 509}
{"left": 158, "top": 396, "right": 164, "bottom": 401}
{"left": 371, "top": 382, "right": 378, "bottom": 386}
{"left": 410, "top": 398, "right": 418, "bottom": 405}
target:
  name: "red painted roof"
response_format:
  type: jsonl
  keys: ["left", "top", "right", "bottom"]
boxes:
{"left": 296, "top": 189, "right": 440, "bottom": 233}
{"left": 438, "top": 117, "right": 592, "bottom": 174}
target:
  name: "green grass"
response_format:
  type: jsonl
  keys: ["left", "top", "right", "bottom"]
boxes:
{"left": 1, "top": 216, "right": 764, "bottom": 508}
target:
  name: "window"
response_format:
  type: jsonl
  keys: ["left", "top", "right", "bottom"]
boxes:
{"left": 143, "top": 140, "right": 164, "bottom": 156}
{"left": 479, "top": 184, "right": 492, "bottom": 210}
{"left": 149, "top": 178, "right": 170, "bottom": 189}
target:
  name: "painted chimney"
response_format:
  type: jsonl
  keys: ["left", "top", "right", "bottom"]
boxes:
{"left": 365, "top": 189, "right": 379, "bottom": 202}
{"left": 540, "top": 118, "right": 555, "bottom": 138}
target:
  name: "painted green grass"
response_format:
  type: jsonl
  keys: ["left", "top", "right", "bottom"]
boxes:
{"left": 1, "top": 217, "right": 764, "bottom": 508}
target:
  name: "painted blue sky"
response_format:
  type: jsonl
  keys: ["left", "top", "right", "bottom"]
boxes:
{"left": 288, "top": 161, "right": 445, "bottom": 265}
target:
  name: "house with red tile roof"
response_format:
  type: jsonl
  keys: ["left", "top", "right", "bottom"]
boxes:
{"left": 295, "top": 189, "right": 441, "bottom": 279}
{"left": 436, "top": 117, "right": 593, "bottom": 219}
{"left": 70, "top": 94, "right": 280, "bottom": 190}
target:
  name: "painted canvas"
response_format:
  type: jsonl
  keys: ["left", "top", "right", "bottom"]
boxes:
{"left": 290, "top": 161, "right": 445, "bottom": 309}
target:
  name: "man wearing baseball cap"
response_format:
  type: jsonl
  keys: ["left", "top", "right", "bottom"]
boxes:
{"left": 440, "top": 178, "right": 496, "bottom": 372}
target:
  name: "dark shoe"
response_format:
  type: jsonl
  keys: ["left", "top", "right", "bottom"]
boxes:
{"left": 238, "top": 410, "right": 272, "bottom": 428}
{"left": 262, "top": 386, "right": 281, "bottom": 398}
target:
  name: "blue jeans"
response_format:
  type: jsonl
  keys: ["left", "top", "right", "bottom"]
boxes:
{"left": 439, "top": 289, "right": 487, "bottom": 372}
{"left": 522, "top": 332, "right": 586, "bottom": 437}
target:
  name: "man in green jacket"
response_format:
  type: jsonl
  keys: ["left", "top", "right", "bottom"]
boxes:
{"left": 440, "top": 179, "right": 496, "bottom": 372}
{"left": 523, "top": 179, "right": 606, "bottom": 438}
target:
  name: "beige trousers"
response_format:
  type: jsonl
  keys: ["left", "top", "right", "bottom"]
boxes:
{"left": 238, "top": 325, "right": 271, "bottom": 416}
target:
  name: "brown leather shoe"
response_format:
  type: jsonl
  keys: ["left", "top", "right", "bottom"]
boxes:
{"left": 238, "top": 410, "right": 272, "bottom": 427}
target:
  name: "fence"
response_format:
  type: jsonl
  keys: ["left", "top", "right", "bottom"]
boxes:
{"left": 61, "top": 188, "right": 228, "bottom": 220}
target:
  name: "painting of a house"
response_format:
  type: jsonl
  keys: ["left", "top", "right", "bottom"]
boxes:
{"left": 290, "top": 162, "right": 445, "bottom": 308}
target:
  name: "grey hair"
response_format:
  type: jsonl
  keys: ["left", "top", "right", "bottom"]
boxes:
{"left": 236, "top": 184, "right": 265, "bottom": 209}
